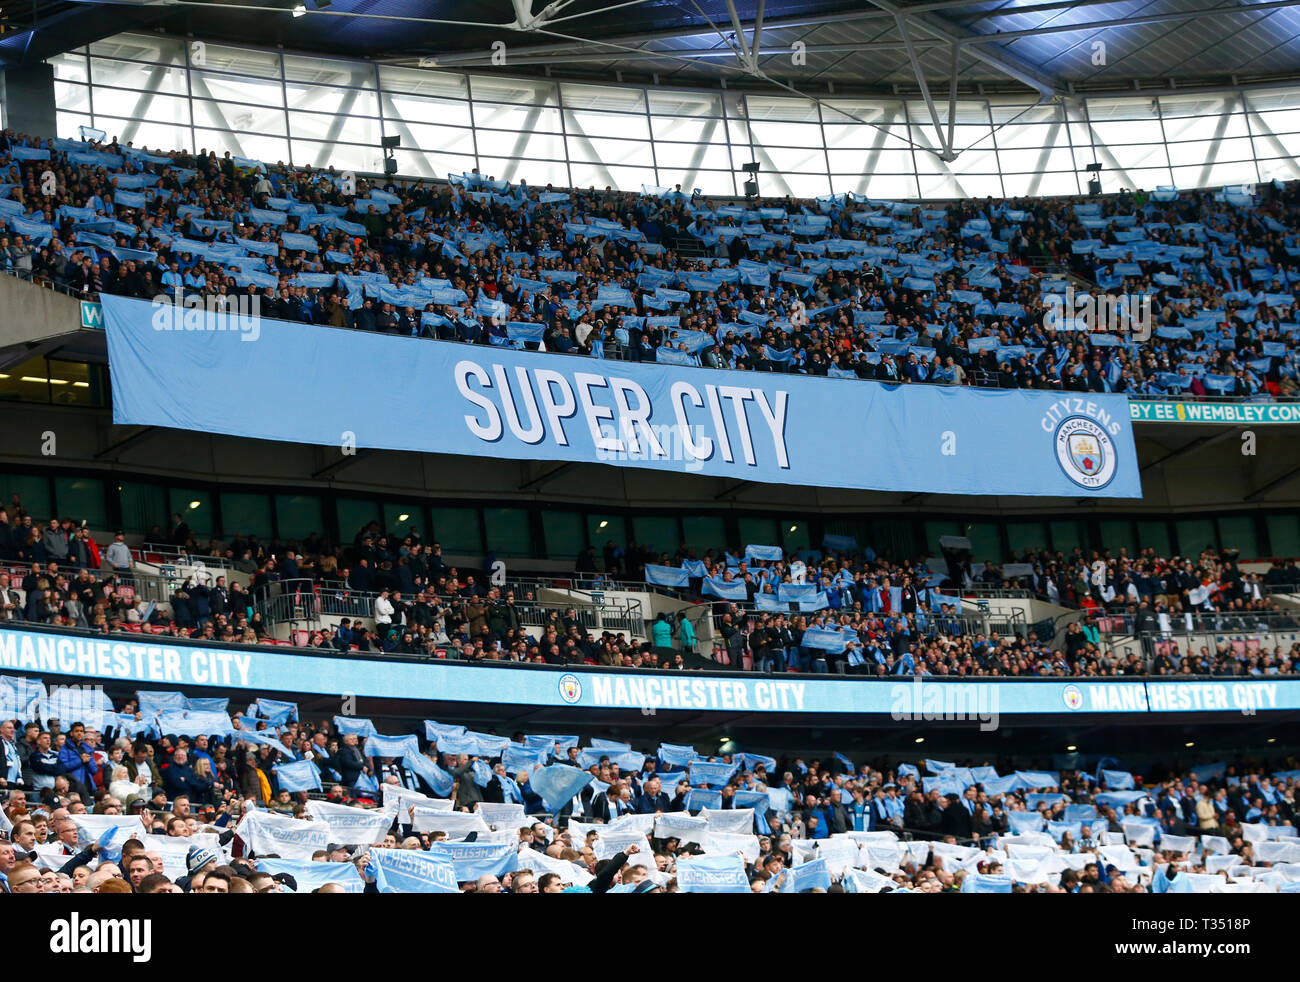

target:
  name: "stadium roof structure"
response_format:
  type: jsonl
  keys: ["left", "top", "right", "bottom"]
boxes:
{"left": 4, "top": 0, "right": 1300, "bottom": 107}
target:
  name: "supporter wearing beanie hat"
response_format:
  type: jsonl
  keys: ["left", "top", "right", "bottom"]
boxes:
{"left": 186, "top": 844, "right": 219, "bottom": 875}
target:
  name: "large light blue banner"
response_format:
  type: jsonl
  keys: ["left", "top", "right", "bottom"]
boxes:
{"left": 101, "top": 296, "right": 1139, "bottom": 497}
{"left": 4, "top": 627, "right": 1300, "bottom": 717}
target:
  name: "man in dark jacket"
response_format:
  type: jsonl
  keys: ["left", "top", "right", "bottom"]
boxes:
{"left": 162, "top": 747, "right": 198, "bottom": 799}
{"left": 941, "top": 790, "right": 975, "bottom": 839}
{"left": 633, "top": 775, "right": 671, "bottom": 814}
{"left": 335, "top": 733, "right": 366, "bottom": 787}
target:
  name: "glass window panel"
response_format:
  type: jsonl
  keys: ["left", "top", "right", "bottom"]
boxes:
{"left": 55, "top": 82, "right": 91, "bottom": 115}
{"left": 1175, "top": 518, "right": 1216, "bottom": 557}
{"left": 193, "top": 100, "right": 287, "bottom": 136}
{"left": 564, "top": 110, "right": 649, "bottom": 141}
{"left": 744, "top": 96, "right": 819, "bottom": 122}
{"left": 1006, "top": 522, "right": 1048, "bottom": 557}
{"left": 835, "top": 172, "right": 918, "bottom": 198}
{"left": 431, "top": 507, "right": 482, "bottom": 555}
{"left": 738, "top": 516, "right": 779, "bottom": 551}
{"left": 1088, "top": 119, "right": 1158, "bottom": 146}
{"left": 822, "top": 118, "right": 908, "bottom": 149}
{"left": 93, "top": 89, "right": 190, "bottom": 125}
{"left": 1266, "top": 514, "right": 1300, "bottom": 557}
{"left": 1163, "top": 136, "right": 1253, "bottom": 163}
{"left": 221, "top": 492, "right": 273, "bottom": 540}
{"left": 50, "top": 52, "right": 90, "bottom": 84}
{"left": 117, "top": 481, "right": 165, "bottom": 537}
{"left": 379, "top": 66, "right": 468, "bottom": 98}
{"left": 287, "top": 110, "right": 381, "bottom": 145}
{"left": 193, "top": 128, "right": 290, "bottom": 165}
{"left": 283, "top": 53, "right": 376, "bottom": 88}
{"left": 657, "top": 169, "right": 735, "bottom": 196}
{"left": 586, "top": 514, "right": 626, "bottom": 552}
{"left": 961, "top": 522, "right": 1001, "bottom": 563}
{"left": 542, "top": 511, "right": 585, "bottom": 560}
{"left": 648, "top": 90, "right": 721, "bottom": 117}
{"left": 184, "top": 41, "right": 277, "bottom": 75}
{"left": 46, "top": 359, "right": 101, "bottom": 407}
{"left": 651, "top": 116, "right": 726, "bottom": 143}
{"left": 397, "top": 121, "right": 477, "bottom": 156}
{"left": 752, "top": 145, "right": 825, "bottom": 173}
{"left": 90, "top": 33, "right": 185, "bottom": 65}
{"left": 781, "top": 518, "right": 811, "bottom": 552}
{"left": 631, "top": 516, "right": 679, "bottom": 555}
{"left": 192, "top": 70, "right": 284, "bottom": 107}
{"left": 568, "top": 163, "right": 657, "bottom": 191}
{"left": 475, "top": 128, "right": 565, "bottom": 159}
{"left": 1216, "top": 516, "right": 1258, "bottom": 559}
{"left": 1104, "top": 142, "right": 1169, "bottom": 169}
{"left": 489, "top": 157, "right": 569, "bottom": 188}
{"left": 473, "top": 102, "right": 563, "bottom": 133}
{"left": 275, "top": 494, "right": 324, "bottom": 541}
{"left": 1158, "top": 94, "right": 1241, "bottom": 119}
{"left": 1256, "top": 153, "right": 1300, "bottom": 181}
{"left": 337, "top": 498, "right": 381, "bottom": 544}
{"left": 168, "top": 489, "right": 212, "bottom": 538}
{"left": 827, "top": 148, "right": 914, "bottom": 173}
{"left": 382, "top": 91, "right": 473, "bottom": 128}
{"left": 773, "top": 173, "right": 831, "bottom": 197}
{"left": 1107, "top": 166, "right": 1174, "bottom": 191}
{"left": 476, "top": 155, "right": 546, "bottom": 184}
{"left": 470, "top": 75, "right": 557, "bottom": 107}
{"left": 95, "top": 117, "right": 193, "bottom": 154}
{"left": 90, "top": 58, "right": 189, "bottom": 95}
{"left": 291, "top": 140, "right": 384, "bottom": 172}
{"left": 747, "top": 119, "right": 821, "bottom": 146}
{"left": 56, "top": 112, "right": 94, "bottom": 140}
{"left": 1086, "top": 98, "right": 1158, "bottom": 121}
{"left": 925, "top": 520, "right": 962, "bottom": 554}
{"left": 484, "top": 508, "right": 532, "bottom": 557}
{"left": 1248, "top": 106, "right": 1300, "bottom": 133}
{"left": 681, "top": 516, "right": 725, "bottom": 554}
{"left": 1170, "top": 162, "right": 1259, "bottom": 188}
{"left": 997, "top": 147, "right": 1077, "bottom": 173}
{"left": 995, "top": 122, "right": 1068, "bottom": 150}
{"left": 989, "top": 102, "right": 1060, "bottom": 125}
{"left": 650, "top": 141, "right": 732, "bottom": 170}
{"left": 1136, "top": 520, "right": 1172, "bottom": 557}
{"left": 561, "top": 82, "right": 644, "bottom": 112}
{"left": 383, "top": 503, "right": 424, "bottom": 542}
{"left": 566, "top": 135, "right": 652, "bottom": 166}
{"left": 1162, "top": 113, "right": 1249, "bottom": 143}
{"left": 2, "top": 475, "right": 52, "bottom": 522}
{"left": 1098, "top": 520, "right": 1135, "bottom": 557}
{"left": 391, "top": 148, "right": 477, "bottom": 180}
{"left": 916, "top": 170, "right": 964, "bottom": 199}
{"left": 1002, "top": 171, "right": 1080, "bottom": 197}
{"left": 1050, "top": 520, "right": 1086, "bottom": 556}
{"left": 284, "top": 82, "right": 378, "bottom": 118}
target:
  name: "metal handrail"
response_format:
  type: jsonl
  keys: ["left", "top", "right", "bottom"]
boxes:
{"left": 1092, "top": 608, "right": 1300, "bottom": 636}
{"left": 270, "top": 580, "right": 648, "bottom": 637}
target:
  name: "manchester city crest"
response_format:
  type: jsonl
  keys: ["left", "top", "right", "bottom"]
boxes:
{"left": 1053, "top": 415, "right": 1118, "bottom": 489}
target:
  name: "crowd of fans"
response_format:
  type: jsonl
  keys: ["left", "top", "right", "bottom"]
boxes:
{"left": 1, "top": 701, "right": 1296, "bottom": 894}
{"left": 3, "top": 487, "right": 1299, "bottom": 678}
{"left": 2, "top": 127, "right": 1300, "bottom": 398}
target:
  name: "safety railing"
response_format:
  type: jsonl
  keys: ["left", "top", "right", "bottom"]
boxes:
{"left": 1091, "top": 608, "right": 1300, "bottom": 636}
